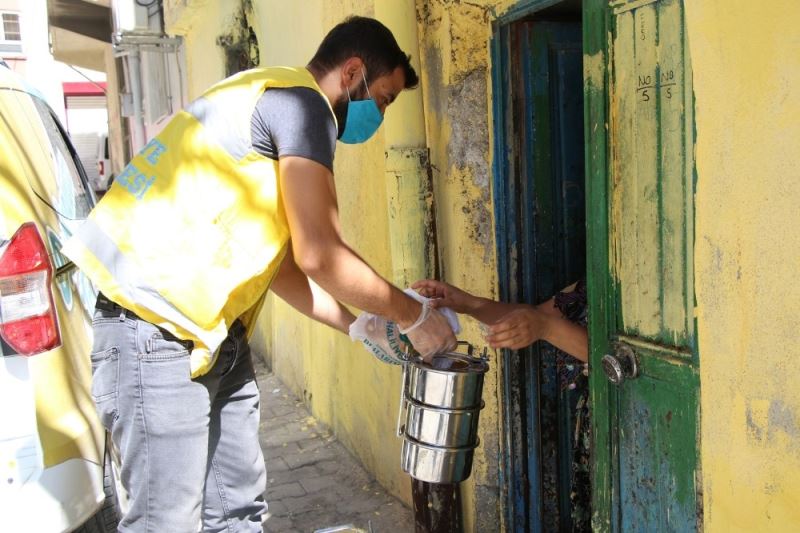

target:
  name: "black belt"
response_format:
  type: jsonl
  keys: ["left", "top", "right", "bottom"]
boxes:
{"left": 94, "top": 293, "right": 194, "bottom": 350}
{"left": 94, "top": 292, "right": 147, "bottom": 322}
{"left": 95, "top": 292, "right": 141, "bottom": 319}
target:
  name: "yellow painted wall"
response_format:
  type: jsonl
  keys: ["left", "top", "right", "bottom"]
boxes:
{"left": 163, "top": 0, "right": 514, "bottom": 527}
{"left": 414, "top": 2, "right": 515, "bottom": 529}
{"left": 156, "top": 1, "right": 800, "bottom": 531}
{"left": 436, "top": 1, "right": 800, "bottom": 529}
{"left": 685, "top": 1, "right": 800, "bottom": 530}
{"left": 164, "top": 0, "right": 235, "bottom": 99}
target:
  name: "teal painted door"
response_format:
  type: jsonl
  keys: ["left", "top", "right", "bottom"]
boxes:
{"left": 586, "top": 0, "right": 701, "bottom": 530}
{"left": 492, "top": 16, "right": 585, "bottom": 532}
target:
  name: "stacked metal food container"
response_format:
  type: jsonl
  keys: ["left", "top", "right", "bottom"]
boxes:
{"left": 396, "top": 342, "right": 489, "bottom": 483}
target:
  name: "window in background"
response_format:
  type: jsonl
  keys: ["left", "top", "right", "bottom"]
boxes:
{"left": 0, "top": 12, "right": 22, "bottom": 55}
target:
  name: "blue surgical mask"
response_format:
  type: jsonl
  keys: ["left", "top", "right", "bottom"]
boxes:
{"left": 339, "top": 69, "right": 383, "bottom": 144}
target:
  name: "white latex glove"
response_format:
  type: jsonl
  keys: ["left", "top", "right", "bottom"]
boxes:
{"left": 349, "top": 312, "right": 407, "bottom": 365}
{"left": 402, "top": 288, "right": 460, "bottom": 334}
{"left": 400, "top": 299, "right": 458, "bottom": 361}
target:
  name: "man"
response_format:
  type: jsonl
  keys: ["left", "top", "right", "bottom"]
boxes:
{"left": 63, "top": 16, "right": 456, "bottom": 532}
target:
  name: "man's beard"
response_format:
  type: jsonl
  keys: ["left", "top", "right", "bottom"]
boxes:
{"left": 333, "top": 83, "right": 369, "bottom": 139}
{"left": 333, "top": 96, "right": 348, "bottom": 139}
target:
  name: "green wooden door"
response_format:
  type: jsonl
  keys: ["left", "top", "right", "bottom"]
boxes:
{"left": 586, "top": 0, "right": 701, "bottom": 530}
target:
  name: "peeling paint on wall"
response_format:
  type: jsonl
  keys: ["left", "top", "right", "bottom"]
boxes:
{"left": 686, "top": 0, "right": 800, "bottom": 530}
{"left": 216, "top": 0, "right": 260, "bottom": 76}
{"left": 415, "top": 2, "right": 510, "bottom": 530}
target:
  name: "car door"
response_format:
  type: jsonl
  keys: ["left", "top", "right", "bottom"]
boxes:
{"left": 0, "top": 77, "right": 104, "bottom": 530}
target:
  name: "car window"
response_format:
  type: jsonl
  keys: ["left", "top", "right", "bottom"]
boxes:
{"left": 22, "top": 94, "right": 98, "bottom": 317}
{"left": 29, "top": 96, "right": 93, "bottom": 228}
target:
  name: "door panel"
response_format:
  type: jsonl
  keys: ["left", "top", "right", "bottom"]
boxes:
{"left": 524, "top": 23, "right": 586, "bottom": 531}
{"left": 591, "top": 0, "right": 701, "bottom": 530}
{"left": 618, "top": 344, "right": 699, "bottom": 531}
{"left": 612, "top": 0, "right": 693, "bottom": 349}
{"left": 493, "top": 17, "right": 585, "bottom": 532}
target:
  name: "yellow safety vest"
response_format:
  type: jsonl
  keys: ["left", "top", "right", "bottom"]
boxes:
{"left": 63, "top": 67, "right": 336, "bottom": 377}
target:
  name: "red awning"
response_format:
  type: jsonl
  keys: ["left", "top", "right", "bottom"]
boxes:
{"left": 62, "top": 81, "right": 107, "bottom": 96}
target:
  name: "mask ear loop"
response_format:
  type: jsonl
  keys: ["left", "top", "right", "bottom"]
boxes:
{"left": 344, "top": 68, "right": 372, "bottom": 102}
{"left": 360, "top": 68, "right": 373, "bottom": 100}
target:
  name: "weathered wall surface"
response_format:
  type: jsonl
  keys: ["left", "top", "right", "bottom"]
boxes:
{"left": 164, "top": 0, "right": 238, "bottom": 99}
{"left": 163, "top": 0, "right": 518, "bottom": 525}
{"left": 414, "top": 1, "right": 518, "bottom": 530}
{"left": 248, "top": 0, "right": 514, "bottom": 521}
{"left": 685, "top": 1, "right": 800, "bottom": 530}
{"left": 161, "top": 0, "right": 800, "bottom": 530}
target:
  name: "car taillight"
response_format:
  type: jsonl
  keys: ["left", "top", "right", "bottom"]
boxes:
{"left": 98, "top": 160, "right": 105, "bottom": 176}
{"left": 0, "top": 222, "right": 61, "bottom": 355}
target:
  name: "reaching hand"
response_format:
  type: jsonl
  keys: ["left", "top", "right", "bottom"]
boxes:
{"left": 411, "top": 279, "right": 482, "bottom": 314}
{"left": 485, "top": 307, "right": 550, "bottom": 350}
{"left": 401, "top": 302, "right": 457, "bottom": 361}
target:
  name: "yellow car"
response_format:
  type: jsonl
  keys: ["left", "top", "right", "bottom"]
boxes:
{"left": 0, "top": 61, "right": 121, "bottom": 531}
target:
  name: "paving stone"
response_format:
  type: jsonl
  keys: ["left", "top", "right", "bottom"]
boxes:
{"left": 314, "top": 458, "right": 345, "bottom": 476}
{"left": 255, "top": 358, "right": 413, "bottom": 533}
{"left": 265, "top": 456, "right": 290, "bottom": 474}
{"left": 279, "top": 492, "right": 328, "bottom": 515}
{"left": 262, "top": 515, "right": 298, "bottom": 533}
{"left": 281, "top": 447, "right": 341, "bottom": 472}
{"left": 266, "top": 480, "right": 307, "bottom": 500}
{"left": 262, "top": 440, "right": 302, "bottom": 459}
{"left": 298, "top": 473, "right": 339, "bottom": 494}
{"left": 265, "top": 499, "right": 288, "bottom": 516}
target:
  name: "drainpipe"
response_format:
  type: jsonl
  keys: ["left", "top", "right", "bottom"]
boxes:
{"left": 374, "top": 2, "right": 462, "bottom": 532}
{"left": 375, "top": 0, "right": 438, "bottom": 288}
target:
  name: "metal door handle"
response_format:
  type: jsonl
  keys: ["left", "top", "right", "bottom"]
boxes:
{"left": 601, "top": 343, "right": 639, "bottom": 385}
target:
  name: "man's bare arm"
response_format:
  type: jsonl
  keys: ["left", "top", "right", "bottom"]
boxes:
{"left": 269, "top": 245, "right": 355, "bottom": 333}
{"left": 279, "top": 156, "right": 420, "bottom": 328}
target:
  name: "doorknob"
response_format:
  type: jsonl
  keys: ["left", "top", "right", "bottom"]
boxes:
{"left": 601, "top": 343, "right": 639, "bottom": 385}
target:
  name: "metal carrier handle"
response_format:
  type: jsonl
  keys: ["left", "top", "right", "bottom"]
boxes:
{"left": 453, "top": 340, "right": 491, "bottom": 363}
{"left": 398, "top": 339, "right": 489, "bottom": 364}
{"left": 453, "top": 340, "right": 474, "bottom": 358}
{"left": 396, "top": 346, "right": 412, "bottom": 437}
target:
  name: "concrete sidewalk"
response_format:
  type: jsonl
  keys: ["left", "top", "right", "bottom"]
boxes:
{"left": 256, "top": 359, "right": 414, "bottom": 533}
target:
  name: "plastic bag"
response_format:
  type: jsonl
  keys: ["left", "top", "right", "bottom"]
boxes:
{"left": 348, "top": 313, "right": 406, "bottom": 365}
{"left": 349, "top": 288, "right": 461, "bottom": 364}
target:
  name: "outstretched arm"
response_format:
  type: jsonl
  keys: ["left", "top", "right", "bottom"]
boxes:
{"left": 411, "top": 279, "right": 521, "bottom": 323}
{"left": 413, "top": 279, "right": 588, "bottom": 361}
{"left": 280, "top": 156, "right": 456, "bottom": 358}
{"left": 269, "top": 245, "right": 355, "bottom": 333}
{"left": 486, "top": 307, "right": 588, "bottom": 362}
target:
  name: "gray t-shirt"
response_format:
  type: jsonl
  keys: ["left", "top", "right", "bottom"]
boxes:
{"left": 250, "top": 87, "right": 337, "bottom": 171}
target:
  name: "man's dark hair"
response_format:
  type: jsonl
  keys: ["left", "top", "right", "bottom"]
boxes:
{"left": 309, "top": 16, "right": 419, "bottom": 89}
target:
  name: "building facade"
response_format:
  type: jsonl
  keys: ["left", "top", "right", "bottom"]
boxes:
{"left": 47, "top": 1, "right": 800, "bottom": 531}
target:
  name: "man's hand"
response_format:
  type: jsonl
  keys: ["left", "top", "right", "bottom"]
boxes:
{"left": 400, "top": 302, "right": 457, "bottom": 361}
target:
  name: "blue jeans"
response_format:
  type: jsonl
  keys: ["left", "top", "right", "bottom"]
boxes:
{"left": 90, "top": 308, "right": 267, "bottom": 532}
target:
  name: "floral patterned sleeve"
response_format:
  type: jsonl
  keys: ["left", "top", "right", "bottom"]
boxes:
{"left": 552, "top": 278, "right": 588, "bottom": 390}
{"left": 551, "top": 277, "right": 591, "bottom": 532}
